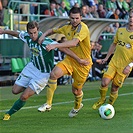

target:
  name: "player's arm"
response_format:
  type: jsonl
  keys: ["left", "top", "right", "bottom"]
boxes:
{"left": 102, "top": 43, "right": 116, "bottom": 64}
{"left": 59, "top": 47, "right": 89, "bottom": 66}
{"left": 123, "top": 62, "right": 133, "bottom": 75}
{"left": 0, "top": 28, "right": 19, "bottom": 38}
{"left": 38, "top": 29, "right": 54, "bottom": 44}
{"left": 46, "top": 38, "right": 79, "bottom": 52}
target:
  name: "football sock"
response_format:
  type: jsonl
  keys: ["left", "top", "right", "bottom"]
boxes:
{"left": 46, "top": 79, "right": 57, "bottom": 105}
{"left": 6, "top": 98, "right": 26, "bottom": 116}
{"left": 74, "top": 91, "right": 83, "bottom": 109}
{"left": 108, "top": 91, "right": 118, "bottom": 105}
{"left": 99, "top": 87, "right": 108, "bottom": 101}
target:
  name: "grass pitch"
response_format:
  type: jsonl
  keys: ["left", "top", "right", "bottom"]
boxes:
{"left": 0, "top": 78, "right": 133, "bottom": 133}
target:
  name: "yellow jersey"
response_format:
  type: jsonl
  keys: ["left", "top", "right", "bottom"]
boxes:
{"left": 53, "top": 21, "right": 92, "bottom": 68}
{"left": 110, "top": 27, "right": 133, "bottom": 68}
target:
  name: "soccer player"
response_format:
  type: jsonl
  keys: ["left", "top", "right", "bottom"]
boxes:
{"left": 0, "top": 21, "right": 89, "bottom": 120}
{"left": 37, "top": 7, "right": 93, "bottom": 117}
{"left": 92, "top": 9, "right": 133, "bottom": 110}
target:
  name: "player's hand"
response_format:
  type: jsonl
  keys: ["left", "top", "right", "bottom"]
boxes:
{"left": 123, "top": 65, "right": 131, "bottom": 75}
{"left": 78, "top": 59, "right": 90, "bottom": 66}
{"left": 101, "top": 58, "right": 108, "bottom": 64}
{"left": 0, "top": 28, "right": 4, "bottom": 34}
{"left": 96, "top": 59, "right": 102, "bottom": 64}
{"left": 46, "top": 44, "right": 56, "bottom": 51}
{"left": 38, "top": 35, "right": 45, "bottom": 45}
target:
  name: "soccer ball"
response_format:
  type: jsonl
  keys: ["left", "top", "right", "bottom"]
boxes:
{"left": 98, "top": 104, "right": 115, "bottom": 120}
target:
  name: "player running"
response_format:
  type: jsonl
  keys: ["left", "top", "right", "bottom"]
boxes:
{"left": 92, "top": 9, "right": 133, "bottom": 110}
{"left": 38, "top": 7, "right": 92, "bottom": 117}
{"left": 0, "top": 21, "right": 89, "bottom": 120}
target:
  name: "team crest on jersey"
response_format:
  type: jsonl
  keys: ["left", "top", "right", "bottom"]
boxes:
{"left": 125, "top": 43, "right": 131, "bottom": 49}
{"left": 129, "top": 35, "right": 133, "bottom": 39}
{"left": 31, "top": 48, "right": 40, "bottom": 56}
{"left": 77, "top": 83, "right": 81, "bottom": 86}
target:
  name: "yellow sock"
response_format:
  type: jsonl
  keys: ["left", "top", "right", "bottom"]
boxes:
{"left": 108, "top": 91, "right": 118, "bottom": 105}
{"left": 74, "top": 91, "right": 83, "bottom": 109}
{"left": 46, "top": 79, "right": 57, "bottom": 105}
{"left": 99, "top": 87, "right": 108, "bottom": 101}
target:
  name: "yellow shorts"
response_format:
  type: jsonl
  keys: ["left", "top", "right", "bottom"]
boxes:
{"left": 56, "top": 57, "right": 92, "bottom": 89}
{"left": 103, "top": 64, "right": 127, "bottom": 87}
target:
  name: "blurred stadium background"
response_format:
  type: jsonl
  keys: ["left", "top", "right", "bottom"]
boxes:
{"left": 0, "top": 0, "right": 132, "bottom": 86}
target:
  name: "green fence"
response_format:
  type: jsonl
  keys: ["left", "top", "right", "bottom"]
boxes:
{"left": 0, "top": 39, "right": 24, "bottom": 57}
{"left": 7, "top": 0, "right": 49, "bottom": 30}
{"left": 100, "top": 39, "right": 113, "bottom": 53}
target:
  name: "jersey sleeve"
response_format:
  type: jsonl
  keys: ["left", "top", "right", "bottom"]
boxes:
{"left": 52, "top": 22, "right": 70, "bottom": 34}
{"left": 53, "top": 27, "right": 64, "bottom": 34}
{"left": 41, "top": 37, "right": 58, "bottom": 50}
{"left": 50, "top": 41, "right": 58, "bottom": 45}
{"left": 19, "top": 31, "right": 28, "bottom": 43}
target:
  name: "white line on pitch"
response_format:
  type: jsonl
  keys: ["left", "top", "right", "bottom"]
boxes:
{"left": 0, "top": 92, "right": 133, "bottom": 113}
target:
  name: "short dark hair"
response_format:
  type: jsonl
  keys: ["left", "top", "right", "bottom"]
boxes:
{"left": 68, "top": 7, "right": 82, "bottom": 16}
{"left": 27, "top": 21, "right": 39, "bottom": 32}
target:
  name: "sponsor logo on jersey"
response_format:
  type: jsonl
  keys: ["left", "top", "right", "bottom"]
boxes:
{"left": 129, "top": 35, "right": 133, "bottom": 39}
{"left": 77, "top": 83, "right": 81, "bottom": 86}
{"left": 125, "top": 43, "right": 131, "bottom": 49}
{"left": 31, "top": 48, "right": 40, "bottom": 56}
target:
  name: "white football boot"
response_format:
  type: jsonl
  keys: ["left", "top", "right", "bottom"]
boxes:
{"left": 38, "top": 103, "right": 51, "bottom": 112}
{"left": 68, "top": 103, "right": 83, "bottom": 118}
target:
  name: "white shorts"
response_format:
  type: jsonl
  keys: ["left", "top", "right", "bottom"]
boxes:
{"left": 15, "top": 62, "right": 50, "bottom": 94}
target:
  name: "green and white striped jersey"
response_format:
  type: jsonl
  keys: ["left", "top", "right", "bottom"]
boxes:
{"left": 19, "top": 31, "right": 55, "bottom": 73}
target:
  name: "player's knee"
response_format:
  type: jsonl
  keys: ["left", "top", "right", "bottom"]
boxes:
{"left": 12, "top": 86, "right": 19, "bottom": 95}
{"left": 12, "top": 85, "right": 24, "bottom": 94}
{"left": 101, "top": 77, "right": 110, "bottom": 87}
{"left": 101, "top": 80, "right": 108, "bottom": 87}
{"left": 72, "top": 89, "right": 78, "bottom": 95}
{"left": 12, "top": 90, "right": 18, "bottom": 95}
{"left": 50, "top": 66, "right": 64, "bottom": 80}
{"left": 72, "top": 87, "right": 82, "bottom": 96}
{"left": 20, "top": 94, "right": 29, "bottom": 101}
{"left": 50, "top": 71, "right": 57, "bottom": 79}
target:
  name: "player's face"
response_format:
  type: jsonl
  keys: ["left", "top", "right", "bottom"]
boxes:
{"left": 28, "top": 27, "right": 39, "bottom": 41}
{"left": 129, "top": 12, "right": 133, "bottom": 26}
{"left": 69, "top": 13, "right": 82, "bottom": 28}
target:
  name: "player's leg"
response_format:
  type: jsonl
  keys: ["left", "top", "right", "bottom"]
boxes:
{"left": 3, "top": 87, "right": 35, "bottom": 120}
{"left": 38, "top": 65, "right": 66, "bottom": 112}
{"left": 5, "top": 69, "right": 31, "bottom": 116}
{"left": 68, "top": 67, "right": 89, "bottom": 117}
{"left": 108, "top": 83, "right": 119, "bottom": 105}
{"left": 3, "top": 85, "right": 26, "bottom": 121}
{"left": 68, "top": 86, "right": 84, "bottom": 118}
{"left": 12, "top": 84, "right": 25, "bottom": 94}
{"left": 108, "top": 72, "right": 126, "bottom": 105}
{"left": 46, "top": 66, "right": 64, "bottom": 105}
{"left": 108, "top": 91, "right": 119, "bottom": 105}
{"left": 92, "top": 65, "right": 116, "bottom": 110}
{"left": 3, "top": 64, "right": 34, "bottom": 120}
{"left": 92, "top": 77, "right": 111, "bottom": 110}
{"left": 73, "top": 88, "right": 83, "bottom": 110}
